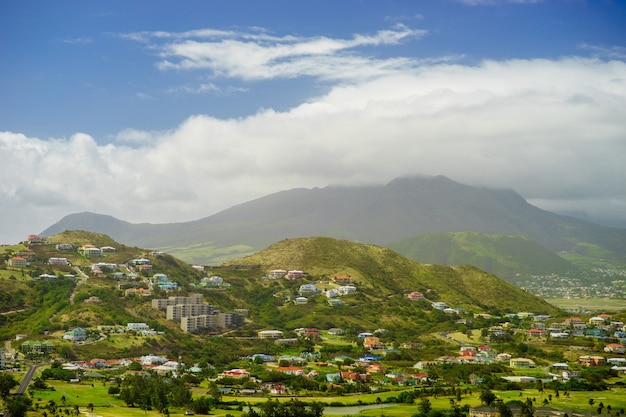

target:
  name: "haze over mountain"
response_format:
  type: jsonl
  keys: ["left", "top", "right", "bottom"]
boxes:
{"left": 41, "top": 176, "right": 626, "bottom": 266}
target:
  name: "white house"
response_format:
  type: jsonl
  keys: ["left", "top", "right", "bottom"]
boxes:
{"left": 127, "top": 323, "right": 150, "bottom": 332}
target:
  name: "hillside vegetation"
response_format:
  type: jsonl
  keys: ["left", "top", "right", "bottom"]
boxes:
{"left": 229, "top": 237, "right": 560, "bottom": 315}
{"left": 389, "top": 231, "right": 579, "bottom": 280}
{"left": 1, "top": 233, "right": 561, "bottom": 363}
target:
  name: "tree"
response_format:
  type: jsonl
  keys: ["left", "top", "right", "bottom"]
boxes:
{"left": 521, "top": 398, "right": 534, "bottom": 417}
{"left": 497, "top": 400, "right": 513, "bottom": 417}
{"left": 0, "top": 372, "right": 18, "bottom": 398}
{"left": 480, "top": 389, "right": 497, "bottom": 407}
{"left": 128, "top": 361, "right": 143, "bottom": 371}
{"left": 418, "top": 397, "right": 432, "bottom": 416}
{"left": 87, "top": 402, "right": 94, "bottom": 417}
{"left": 6, "top": 395, "right": 33, "bottom": 417}
{"left": 191, "top": 396, "right": 212, "bottom": 415}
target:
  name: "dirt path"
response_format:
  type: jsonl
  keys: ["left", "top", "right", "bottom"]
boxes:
{"left": 69, "top": 266, "right": 89, "bottom": 305}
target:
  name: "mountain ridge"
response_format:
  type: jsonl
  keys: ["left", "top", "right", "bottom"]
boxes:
{"left": 40, "top": 175, "right": 626, "bottom": 266}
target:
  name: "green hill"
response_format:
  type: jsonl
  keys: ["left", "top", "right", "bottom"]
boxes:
{"left": 389, "top": 231, "right": 579, "bottom": 282}
{"left": 0, "top": 233, "right": 561, "bottom": 364}
{"left": 228, "top": 237, "right": 561, "bottom": 316}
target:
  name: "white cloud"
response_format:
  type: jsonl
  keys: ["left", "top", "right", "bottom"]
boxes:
{"left": 1, "top": 57, "right": 625, "bottom": 244}
{"left": 124, "top": 25, "right": 430, "bottom": 81}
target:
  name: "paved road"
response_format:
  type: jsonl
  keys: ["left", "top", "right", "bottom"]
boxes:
{"left": 15, "top": 364, "right": 37, "bottom": 395}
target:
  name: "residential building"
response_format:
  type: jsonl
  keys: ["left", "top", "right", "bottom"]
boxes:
{"left": 167, "top": 304, "right": 216, "bottom": 322}
{"left": 509, "top": 358, "right": 535, "bottom": 369}
{"left": 127, "top": 323, "right": 150, "bottom": 331}
{"left": 258, "top": 330, "right": 284, "bottom": 339}
{"left": 63, "top": 328, "right": 87, "bottom": 342}
{"left": 579, "top": 355, "right": 606, "bottom": 367}
{"left": 267, "top": 269, "right": 287, "bottom": 279}
{"left": 8, "top": 256, "right": 28, "bottom": 267}
{"left": 49, "top": 257, "right": 69, "bottom": 265}
{"left": 407, "top": 291, "right": 425, "bottom": 301}
{"left": 285, "top": 270, "right": 304, "bottom": 280}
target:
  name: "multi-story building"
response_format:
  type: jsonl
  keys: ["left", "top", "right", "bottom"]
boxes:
{"left": 151, "top": 293, "right": 204, "bottom": 310}
{"left": 167, "top": 303, "right": 216, "bottom": 322}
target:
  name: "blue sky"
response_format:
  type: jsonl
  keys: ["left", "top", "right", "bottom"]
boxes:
{"left": 1, "top": 0, "right": 625, "bottom": 244}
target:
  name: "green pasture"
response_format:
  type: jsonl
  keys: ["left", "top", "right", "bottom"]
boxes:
{"left": 24, "top": 380, "right": 626, "bottom": 417}
{"left": 546, "top": 298, "right": 626, "bottom": 312}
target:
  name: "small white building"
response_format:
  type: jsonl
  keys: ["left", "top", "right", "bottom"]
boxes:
{"left": 127, "top": 323, "right": 150, "bottom": 331}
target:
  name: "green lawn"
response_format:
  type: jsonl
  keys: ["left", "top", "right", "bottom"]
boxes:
{"left": 26, "top": 380, "right": 626, "bottom": 417}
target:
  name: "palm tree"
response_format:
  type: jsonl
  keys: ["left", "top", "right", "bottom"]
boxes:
{"left": 87, "top": 402, "right": 94, "bottom": 417}
{"left": 73, "top": 404, "right": 80, "bottom": 416}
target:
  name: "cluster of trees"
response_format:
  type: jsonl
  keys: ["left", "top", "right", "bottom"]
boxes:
{"left": 243, "top": 399, "right": 324, "bottom": 417}
{"left": 118, "top": 374, "right": 193, "bottom": 413}
{"left": 0, "top": 372, "right": 32, "bottom": 417}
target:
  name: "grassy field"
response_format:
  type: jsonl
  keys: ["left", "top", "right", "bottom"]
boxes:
{"left": 24, "top": 380, "right": 626, "bottom": 417}
{"left": 546, "top": 298, "right": 626, "bottom": 312}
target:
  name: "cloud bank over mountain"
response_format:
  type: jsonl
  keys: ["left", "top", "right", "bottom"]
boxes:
{"left": 2, "top": 55, "right": 625, "bottom": 243}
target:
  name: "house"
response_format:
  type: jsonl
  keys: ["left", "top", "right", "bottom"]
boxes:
{"left": 101, "top": 246, "right": 116, "bottom": 253}
{"left": 527, "top": 328, "right": 547, "bottom": 338}
{"left": 56, "top": 243, "right": 74, "bottom": 251}
{"left": 49, "top": 257, "right": 69, "bottom": 265}
{"left": 285, "top": 270, "right": 304, "bottom": 280}
{"left": 328, "top": 299, "right": 344, "bottom": 307}
{"left": 63, "top": 328, "right": 87, "bottom": 342}
{"left": 328, "top": 328, "right": 345, "bottom": 336}
{"left": 564, "top": 317, "right": 583, "bottom": 326}
{"left": 589, "top": 316, "right": 608, "bottom": 326}
{"left": 432, "top": 302, "right": 448, "bottom": 310}
{"left": 326, "top": 373, "right": 342, "bottom": 384}
{"left": 407, "top": 291, "right": 425, "bottom": 301}
{"left": 334, "top": 275, "right": 354, "bottom": 285}
{"left": 258, "top": 330, "right": 284, "bottom": 339}
{"left": 412, "top": 361, "right": 434, "bottom": 370}
{"left": 8, "top": 256, "right": 28, "bottom": 268}
{"left": 460, "top": 346, "right": 477, "bottom": 356}
{"left": 127, "top": 323, "right": 150, "bottom": 331}
{"left": 275, "top": 366, "right": 304, "bottom": 375}
{"left": 336, "top": 285, "right": 357, "bottom": 295}
{"left": 363, "top": 336, "right": 381, "bottom": 350}
{"left": 298, "top": 284, "right": 318, "bottom": 295}
{"left": 341, "top": 371, "right": 370, "bottom": 382}
{"left": 267, "top": 269, "right": 287, "bottom": 279}
{"left": 469, "top": 406, "right": 500, "bottom": 417}
{"left": 585, "top": 328, "right": 606, "bottom": 338}
{"left": 509, "top": 358, "right": 535, "bottom": 369}
{"left": 221, "top": 369, "right": 250, "bottom": 379}
{"left": 604, "top": 343, "right": 626, "bottom": 354}
{"left": 125, "top": 288, "right": 151, "bottom": 297}
{"left": 27, "top": 234, "right": 43, "bottom": 243}
{"left": 82, "top": 246, "right": 102, "bottom": 258}
{"left": 578, "top": 355, "right": 606, "bottom": 367}
{"left": 366, "top": 363, "right": 385, "bottom": 374}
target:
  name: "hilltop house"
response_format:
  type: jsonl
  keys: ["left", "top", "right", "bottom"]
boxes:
{"left": 63, "top": 328, "right": 87, "bottom": 342}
